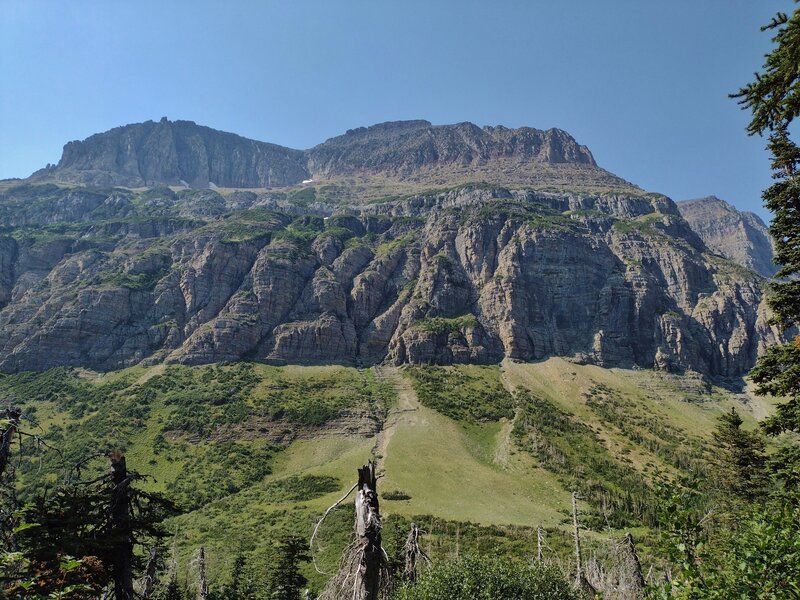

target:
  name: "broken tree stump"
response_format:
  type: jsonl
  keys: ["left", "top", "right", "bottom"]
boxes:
{"left": 110, "top": 450, "right": 134, "bottom": 600}
{"left": 355, "top": 461, "right": 382, "bottom": 600}
{"left": 318, "top": 461, "right": 384, "bottom": 600}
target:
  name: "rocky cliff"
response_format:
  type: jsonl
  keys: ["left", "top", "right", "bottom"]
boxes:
{"left": 677, "top": 196, "right": 776, "bottom": 277}
{"left": 29, "top": 118, "right": 310, "bottom": 188}
{"left": 28, "top": 119, "right": 635, "bottom": 192}
{"left": 0, "top": 180, "right": 780, "bottom": 375}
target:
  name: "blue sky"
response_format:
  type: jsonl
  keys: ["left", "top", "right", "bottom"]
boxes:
{"left": 0, "top": 1, "right": 792, "bottom": 219}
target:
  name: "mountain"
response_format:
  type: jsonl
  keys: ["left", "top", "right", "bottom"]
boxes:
{"left": 27, "top": 118, "right": 635, "bottom": 192}
{"left": 677, "top": 196, "right": 776, "bottom": 277}
{"left": 306, "top": 120, "right": 632, "bottom": 190}
{"left": 4, "top": 120, "right": 785, "bottom": 592}
{"left": 29, "top": 118, "right": 310, "bottom": 188}
{"left": 0, "top": 180, "right": 779, "bottom": 375}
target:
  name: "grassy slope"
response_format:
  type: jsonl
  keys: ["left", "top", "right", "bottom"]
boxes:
{"left": 7, "top": 358, "right": 772, "bottom": 590}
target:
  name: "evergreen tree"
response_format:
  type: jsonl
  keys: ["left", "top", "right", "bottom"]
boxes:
{"left": 162, "top": 572, "right": 184, "bottom": 600}
{"left": 733, "top": 4, "right": 800, "bottom": 492}
{"left": 710, "top": 408, "right": 767, "bottom": 503}
{"left": 265, "top": 535, "right": 309, "bottom": 600}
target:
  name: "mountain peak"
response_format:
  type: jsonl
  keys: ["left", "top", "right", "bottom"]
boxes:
{"left": 27, "top": 118, "right": 623, "bottom": 191}
{"left": 677, "top": 196, "right": 776, "bottom": 277}
{"left": 308, "top": 120, "right": 597, "bottom": 179}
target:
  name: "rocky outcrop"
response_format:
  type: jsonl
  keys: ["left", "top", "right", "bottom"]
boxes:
{"left": 0, "top": 183, "right": 781, "bottom": 376}
{"left": 30, "top": 118, "right": 310, "bottom": 188}
{"left": 678, "top": 196, "right": 776, "bottom": 277}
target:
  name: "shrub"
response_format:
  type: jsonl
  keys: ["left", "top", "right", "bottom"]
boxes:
{"left": 393, "top": 556, "right": 579, "bottom": 600}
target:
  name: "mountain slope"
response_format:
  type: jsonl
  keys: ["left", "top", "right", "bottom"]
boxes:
{"left": 0, "top": 182, "right": 780, "bottom": 375}
{"left": 5, "top": 359, "right": 771, "bottom": 589}
{"left": 677, "top": 196, "right": 776, "bottom": 277}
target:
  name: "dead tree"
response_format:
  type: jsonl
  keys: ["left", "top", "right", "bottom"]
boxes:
{"left": 403, "top": 523, "right": 430, "bottom": 583}
{"left": 0, "top": 407, "right": 21, "bottom": 479}
{"left": 198, "top": 547, "right": 209, "bottom": 600}
{"left": 572, "top": 492, "right": 583, "bottom": 586}
{"left": 572, "top": 492, "right": 596, "bottom": 598}
{"left": 624, "top": 532, "right": 646, "bottom": 596}
{"left": 537, "top": 527, "right": 544, "bottom": 562}
{"left": 110, "top": 451, "right": 134, "bottom": 600}
{"left": 141, "top": 547, "right": 158, "bottom": 598}
{"left": 355, "top": 462, "right": 382, "bottom": 599}
{"left": 318, "top": 461, "right": 383, "bottom": 600}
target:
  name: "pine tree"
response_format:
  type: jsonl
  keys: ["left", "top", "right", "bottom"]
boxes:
{"left": 733, "top": 4, "right": 800, "bottom": 492}
{"left": 710, "top": 408, "right": 767, "bottom": 502}
{"left": 265, "top": 534, "right": 309, "bottom": 600}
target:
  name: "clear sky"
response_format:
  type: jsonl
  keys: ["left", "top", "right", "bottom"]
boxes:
{"left": 0, "top": 1, "right": 792, "bottom": 220}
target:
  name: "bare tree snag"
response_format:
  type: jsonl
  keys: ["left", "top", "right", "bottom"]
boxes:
{"left": 198, "top": 547, "right": 209, "bottom": 600}
{"left": 624, "top": 532, "right": 646, "bottom": 595}
{"left": 141, "top": 547, "right": 157, "bottom": 598}
{"left": 572, "top": 492, "right": 597, "bottom": 598}
{"left": 318, "top": 461, "right": 384, "bottom": 600}
{"left": 110, "top": 450, "right": 134, "bottom": 600}
{"left": 0, "top": 407, "right": 21, "bottom": 479}
{"left": 537, "top": 527, "right": 544, "bottom": 563}
{"left": 355, "top": 461, "right": 382, "bottom": 600}
{"left": 403, "top": 522, "right": 432, "bottom": 583}
{"left": 572, "top": 492, "right": 583, "bottom": 585}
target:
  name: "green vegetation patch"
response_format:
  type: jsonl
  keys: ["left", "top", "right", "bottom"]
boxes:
{"left": 512, "top": 390, "right": 655, "bottom": 527}
{"left": 394, "top": 556, "right": 580, "bottom": 600}
{"left": 405, "top": 365, "right": 514, "bottom": 423}
{"left": 412, "top": 314, "right": 477, "bottom": 335}
{"left": 262, "top": 475, "right": 340, "bottom": 503}
{"left": 584, "top": 383, "right": 707, "bottom": 473}
{"left": 166, "top": 440, "right": 277, "bottom": 510}
{"left": 288, "top": 187, "right": 317, "bottom": 207}
{"left": 154, "top": 363, "right": 261, "bottom": 435}
{"left": 251, "top": 367, "right": 393, "bottom": 426}
{"left": 100, "top": 268, "right": 169, "bottom": 290}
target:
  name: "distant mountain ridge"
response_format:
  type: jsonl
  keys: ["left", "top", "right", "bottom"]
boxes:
{"left": 677, "top": 196, "right": 776, "bottom": 278}
{"left": 26, "top": 118, "right": 631, "bottom": 191}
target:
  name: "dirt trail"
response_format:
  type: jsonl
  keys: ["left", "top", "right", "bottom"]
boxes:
{"left": 372, "top": 365, "right": 420, "bottom": 469}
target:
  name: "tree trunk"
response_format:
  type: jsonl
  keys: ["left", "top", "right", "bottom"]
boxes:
{"left": 110, "top": 451, "right": 134, "bottom": 600}
{"left": 0, "top": 407, "right": 21, "bottom": 479}
{"left": 404, "top": 523, "right": 421, "bottom": 583}
{"left": 142, "top": 547, "right": 157, "bottom": 598}
{"left": 572, "top": 492, "right": 597, "bottom": 598}
{"left": 198, "top": 547, "right": 209, "bottom": 600}
{"left": 572, "top": 492, "right": 583, "bottom": 585}
{"left": 537, "top": 527, "right": 543, "bottom": 562}
{"left": 354, "top": 461, "right": 382, "bottom": 600}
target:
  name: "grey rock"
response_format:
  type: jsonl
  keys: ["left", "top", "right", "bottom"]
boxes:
{"left": 678, "top": 196, "right": 776, "bottom": 277}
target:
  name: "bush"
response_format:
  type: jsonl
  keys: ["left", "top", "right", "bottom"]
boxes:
{"left": 393, "top": 556, "right": 579, "bottom": 600}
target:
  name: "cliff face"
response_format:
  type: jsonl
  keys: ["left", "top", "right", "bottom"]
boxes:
{"left": 307, "top": 120, "right": 596, "bottom": 174}
{"left": 30, "top": 118, "right": 310, "bottom": 188}
{"left": 678, "top": 196, "right": 776, "bottom": 277}
{"left": 0, "top": 182, "right": 780, "bottom": 375}
{"left": 28, "top": 119, "right": 634, "bottom": 192}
